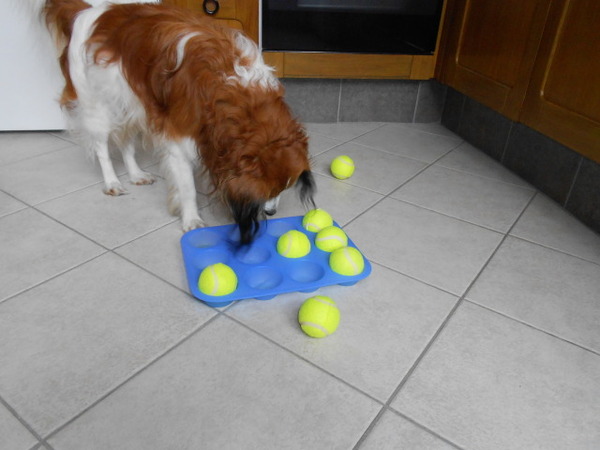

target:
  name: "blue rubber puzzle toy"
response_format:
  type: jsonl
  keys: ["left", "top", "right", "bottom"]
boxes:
{"left": 180, "top": 215, "right": 372, "bottom": 307}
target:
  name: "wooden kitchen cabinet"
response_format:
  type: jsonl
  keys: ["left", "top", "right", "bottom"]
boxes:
{"left": 439, "top": 0, "right": 600, "bottom": 162}
{"left": 436, "top": 0, "right": 551, "bottom": 120}
{"left": 520, "top": 0, "right": 600, "bottom": 163}
{"left": 162, "top": 0, "right": 258, "bottom": 43}
{"left": 165, "top": 0, "right": 445, "bottom": 80}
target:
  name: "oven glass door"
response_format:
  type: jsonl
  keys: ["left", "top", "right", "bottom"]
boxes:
{"left": 262, "top": 0, "right": 443, "bottom": 54}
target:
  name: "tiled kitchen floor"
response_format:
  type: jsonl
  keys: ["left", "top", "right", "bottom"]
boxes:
{"left": 1, "top": 122, "right": 599, "bottom": 449}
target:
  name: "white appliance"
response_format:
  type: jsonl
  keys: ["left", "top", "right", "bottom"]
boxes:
{"left": 0, "top": 0, "right": 135, "bottom": 131}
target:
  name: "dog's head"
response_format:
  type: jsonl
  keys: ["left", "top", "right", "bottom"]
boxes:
{"left": 202, "top": 87, "right": 316, "bottom": 244}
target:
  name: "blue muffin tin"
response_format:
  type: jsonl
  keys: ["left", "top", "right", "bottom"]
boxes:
{"left": 180, "top": 215, "right": 372, "bottom": 307}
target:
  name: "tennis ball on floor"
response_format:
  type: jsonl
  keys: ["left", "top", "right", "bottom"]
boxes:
{"left": 329, "top": 246, "right": 365, "bottom": 276}
{"left": 277, "top": 229, "right": 311, "bottom": 258}
{"left": 198, "top": 262, "right": 237, "bottom": 296}
{"left": 302, "top": 208, "right": 333, "bottom": 232}
{"left": 330, "top": 155, "right": 355, "bottom": 179}
{"left": 298, "top": 295, "right": 340, "bottom": 338}
{"left": 315, "top": 226, "right": 348, "bottom": 252}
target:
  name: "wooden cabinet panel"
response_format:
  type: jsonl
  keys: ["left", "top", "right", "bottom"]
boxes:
{"left": 438, "top": 0, "right": 551, "bottom": 120}
{"left": 162, "top": 0, "right": 258, "bottom": 42}
{"left": 521, "top": 0, "right": 600, "bottom": 163}
{"left": 274, "top": 53, "right": 415, "bottom": 79}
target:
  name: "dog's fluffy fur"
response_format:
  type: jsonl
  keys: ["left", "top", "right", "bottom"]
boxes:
{"left": 32, "top": 0, "right": 315, "bottom": 243}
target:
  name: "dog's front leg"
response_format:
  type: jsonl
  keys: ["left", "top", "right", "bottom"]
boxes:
{"left": 162, "top": 140, "right": 205, "bottom": 231}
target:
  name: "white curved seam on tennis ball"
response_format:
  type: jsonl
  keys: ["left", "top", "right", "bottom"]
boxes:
{"left": 306, "top": 221, "right": 319, "bottom": 231}
{"left": 300, "top": 321, "right": 330, "bottom": 336}
{"left": 209, "top": 265, "right": 218, "bottom": 295}
{"left": 282, "top": 233, "right": 293, "bottom": 256}
{"left": 316, "top": 235, "right": 345, "bottom": 245}
{"left": 344, "top": 247, "right": 360, "bottom": 274}
{"left": 312, "top": 296, "right": 335, "bottom": 307}
{"left": 339, "top": 158, "right": 353, "bottom": 168}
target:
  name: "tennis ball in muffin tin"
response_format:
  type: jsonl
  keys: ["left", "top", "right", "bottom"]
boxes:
{"left": 277, "top": 229, "right": 311, "bottom": 258}
{"left": 198, "top": 263, "right": 238, "bottom": 296}
{"left": 302, "top": 208, "right": 333, "bottom": 232}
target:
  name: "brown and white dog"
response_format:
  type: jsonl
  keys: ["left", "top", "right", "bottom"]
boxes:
{"left": 30, "top": 0, "right": 315, "bottom": 243}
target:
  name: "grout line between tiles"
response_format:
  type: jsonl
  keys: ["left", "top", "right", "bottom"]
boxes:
{"left": 352, "top": 191, "right": 540, "bottom": 449}
{"left": 42, "top": 312, "right": 224, "bottom": 442}
{"left": 343, "top": 139, "right": 463, "bottom": 230}
{"left": 336, "top": 80, "right": 343, "bottom": 122}
{"left": 507, "top": 233, "right": 600, "bottom": 269}
{"left": 224, "top": 314, "right": 384, "bottom": 406}
{"left": 412, "top": 81, "right": 422, "bottom": 123}
{"left": 463, "top": 299, "right": 600, "bottom": 357}
{"left": 563, "top": 156, "right": 583, "bottom": 208}
{"left": 0, "top": 394, "right": 52, "bottom": 450}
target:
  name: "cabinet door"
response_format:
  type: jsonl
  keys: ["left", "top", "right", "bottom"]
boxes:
{"left": 520, "top": 0, "right": 600, "bottom": 163}
{"left": 161, "top": 0, "right": 258, "bottom": 42}
{"left": 438, "top": 0, "right": 550, "bottom": 120}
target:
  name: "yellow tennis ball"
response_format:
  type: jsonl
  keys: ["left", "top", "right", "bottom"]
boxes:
{"left": 298, "top": 295, "right": 340, "bottom": 338}
{"left": 302, "top": 208, "right": 333, "bottom": 232}
{"left": 198, "top": 262, "right": 237, "bottom": 296}
{"left": 330, "top": 155, "right": 355, "bottom": 179}
{"left": 277, "top": 230, "right": 311, "bottom": 258}
{"left": 329, "top": 246, "right": 365, "bottom": 276}
{"left": 315, "top": 226, "right": 348, "bottom": 252}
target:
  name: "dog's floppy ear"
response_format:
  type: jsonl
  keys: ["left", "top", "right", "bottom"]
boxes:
{"left": 230, "top": 197, "right": 264, "bottom": 245}
{"left": 297, "top": 170, "right": 316, "bottom": 209}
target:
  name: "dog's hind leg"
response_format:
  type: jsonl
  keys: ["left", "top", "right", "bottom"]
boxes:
{"left": 120, "top": 141, "right": 156, "bottom": 186}
{"left": 161, "top": 139, "right": 205, "bottom": 231}
{"left": 92, "top": 139, "right": 128, "bottom": 196}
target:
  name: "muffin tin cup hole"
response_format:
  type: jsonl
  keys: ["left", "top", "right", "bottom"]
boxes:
{"left": 228, "top": 222, "right": 267, "bottom": 243}
{"left": 245, "top": 266, "right": 283, "bottom": 290}
{"left": 266, "top": 220, "right": 295, "bottom": 237}
{"left": 235, "top": 245, "right": 271, "bottom": 265}
{"left": 194, "top": 250, "right": 230, "bottom": 270}
{"left": 186, "top": 229, "right": 222, "bottom": 248}
{"left": 289, "top": 262, "right": 326, "bottom": 283}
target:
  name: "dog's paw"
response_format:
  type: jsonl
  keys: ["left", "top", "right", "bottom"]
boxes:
{"left": 103, "top": 182, "right": 128, "bottom": 196}
{"left": 182, "top": 217, "right": 206, "bottom": 232}
{"left": 130, "top": 171, "right": 156, "bottom": 186}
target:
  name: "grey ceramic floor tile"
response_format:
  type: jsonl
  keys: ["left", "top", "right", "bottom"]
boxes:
{"left": 0, "top": 191, "right": 27, "bottom": 217}
{"left": 0, "top": 144, "right": 105, "bottom": 205}
{"left": 268, "top": 173, "right": 384, "bottom": 227}
{"left": 360, "top": 410, "right": 457, "bottom": 450}
{"left": 355, "top": 123, "right": 462, "bottom": 163}
{"left": 511, "top": 194, "right": 600, "bottom": 264}
{"left": 0, "top": 132, "right": 72, "bottom": 166}
{"left": 389, "top": 122, "right": 460, "bottom": 139}
{"left": 0, "top": 404, "right": 37, "bottom": 450}
{"left": 0, "top": 253, "right": 214, "bottom": 436}
{"left": 392, "top": 165, "right": 535, "bottom": 232}
{"left": 312, "top": 143, "right": 427, "bottom": 195}
{"left": 345, "top": 198, "right": 503, "bottom": 295}
{"left": 393, "top": 302, "right": 600, "bottom": 450}
{"left": 437, "top": 141, "right": 531, "bottom": 187}
{"left": 228, "top": 263, "right": 457, "bottom": 401}
{"left": 36, "top": 173, "right": 190, "bottom": 249}
{"left": 467, "top": 236, "right": 600, "bottom": 353}
{"left": 0, "top": 208, "right": 104, "bottom": 302}
{"left": 307, "top": 132, "right": 344, "bottom": 157}
{"left": 48, "top": 316, "right": 380, "bottom": 450}
{"left": 116, "top": 221, "right": 190, "bottom": 292}
{"left": 306, "top": 122, "right": 384, "bottom": 143}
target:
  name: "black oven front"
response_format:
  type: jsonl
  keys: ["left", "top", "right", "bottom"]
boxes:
{"left": 262, "top": 0, "right": 444, "bottom": 55}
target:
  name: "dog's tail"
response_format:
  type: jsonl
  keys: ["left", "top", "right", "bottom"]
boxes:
{"left": 27, "top": 0, "right": 91, "bottom": 51}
